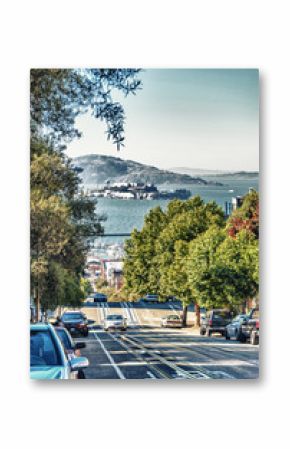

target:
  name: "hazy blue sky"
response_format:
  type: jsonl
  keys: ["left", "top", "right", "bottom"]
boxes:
{"left": 66, "top": 69, "right": 259, "bottom": 171}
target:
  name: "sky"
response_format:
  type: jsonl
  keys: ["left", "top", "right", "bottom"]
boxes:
{"left": 66, "top": 69, "right": 259, "bottom": 171}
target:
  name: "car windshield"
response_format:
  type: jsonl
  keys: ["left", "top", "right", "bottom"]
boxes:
{"left": 56, "top": 328, "right": 73, "bottom": 350}
{"left": 30, "top": 330, "right": 62, "bottom": 366}
{"left": 168, "top": 315, "right": 179, "bottom": 320}
{"left": 233, "top": 314, "right": 246, "bottom": 321}
{"left": 106, "top": 315, "right": 123, "bottom": 320}
{"left": 213, "top": 311, "right": 231, "bottom": 319}
{"left": 252, "top": 310, "right": 259, "bottom": 319}
{"left": 62, "top": 313, "right": 83, "bottom": 320}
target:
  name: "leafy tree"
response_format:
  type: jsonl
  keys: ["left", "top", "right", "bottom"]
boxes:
{"left": 41, "top": 262, "right": 83, "bottom": 313}
{"left": 123, "top": 197, "right": 225, "bottom": 324}
{"left": 162, "top": 240, "right": 192, "bottom": 326}
{"left": 123, "top": 206, "right": 167, "bottom": 296}
{"left": 30, "top": 69, "right": 142, "bottom": 148}
{"left": 227, "top": 190, "right": 259, "bottom": 239}
{"left": 30, "top": 69, "right": 142, "bottom": 318}
{"left": 187, "top": 228, "right": 258, "bottom": 312}
{"left": 30, "top": 140, "right": 104, "bottom": 317}
{"left": 80, "top": 278, "right": 93, "bottom": 297}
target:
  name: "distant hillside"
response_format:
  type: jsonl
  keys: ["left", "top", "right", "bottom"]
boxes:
{"left": 73, "top": 154, "right": 223, "bottom": 186}
{"left": 170, "top": 167, "right": 228, "bottom": 176}
{"left": 170, "top": 167, "right": 259, "bottom": 179}
{"left": 206, "top": 171, "right": 259, "bottom": 179}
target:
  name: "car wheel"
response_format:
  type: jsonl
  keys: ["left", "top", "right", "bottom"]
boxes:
{"left": 206, "top": 328, "right": 211, "bottom": 337}
{"left": 200, "top": 327, "right": 206, "bottom": 336}
{"left": 225, "top": 330, "right": 230, "bottom": 340}
{"left": 250, "top": 330, "right": 259, "bottom": 345}
{"left": 238, "top": 332, "right": 246, "bottom": 343}
{"left": 77, "top": 370, "right": 86, "bottom": 379}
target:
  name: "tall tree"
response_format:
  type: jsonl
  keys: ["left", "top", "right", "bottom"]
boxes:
{"left": 30, "top": 69, "right": 142, "bottom": 148}
{"left": 123, "top": 197, "right": 225, "bottom": 325}
{"left": 227, "top": 190, "right": 259, "bottom": 239}
{"left": 187, "top": 228, "right": 258, "bottom": 312}
{"left": 30, "top": 68, "right": 142, "bottom": 319}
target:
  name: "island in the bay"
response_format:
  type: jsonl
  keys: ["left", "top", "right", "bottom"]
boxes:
{"left": 86, "top": 182, "right": 192, "bottom": 200}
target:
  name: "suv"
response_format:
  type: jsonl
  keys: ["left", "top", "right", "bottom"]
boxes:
{"left": 241, "top": 308, "right": 259, "bottom": 345}
{"left": 200, "top": 309, "right": 233, "bottom": 337}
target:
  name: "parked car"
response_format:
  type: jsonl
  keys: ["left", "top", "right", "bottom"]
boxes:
{"left": 93, "top": 293, "right": 107, "bottom": 303}
{"left": 225, "top": 314, "right": 248, "bottom": 341}
{"left": 161, "top": 314, "right": 183, "bottom": 328}
{"left": 55, "top": 327, "right": 87, "bottom": 378}
{"left": 241, "top": 308, "right": 259, "bottom": 345}
{"left": 163, "top": 296, "right": 179, "bottom": 302}
{"left": 200, "top": 309, "right": 233, "bottom": 336}
{"left": 139, "top": 294, "right": 159, "bottom": 303}
{"left": 30, "top": 323, "right": 89, "bottom": 379}
{"left": 103, "top": 314, "right": 127, "bottom": 331}
{"left": 57, "top": 311, "right": 89, "bottom": 337}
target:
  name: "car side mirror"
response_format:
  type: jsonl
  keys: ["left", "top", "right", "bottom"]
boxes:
{"left": 74, "top": 342, "right": 86, "bottom": 350}
{"left": 70, "top": 357, "right": 89, "bottom": 371}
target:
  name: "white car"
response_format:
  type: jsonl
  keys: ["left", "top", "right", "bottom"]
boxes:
{"left": 161, "top": 314, "right": 183, "bottom": 328}
{"left": 103, "top": 314, "right": 127, "bottom": 331}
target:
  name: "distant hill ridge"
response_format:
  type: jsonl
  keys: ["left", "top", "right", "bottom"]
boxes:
{"left": 73, "top": 154, "right": 224, "bottom": 186}
{"left": 170, "top": 167, "right": 259, "bottom": 178}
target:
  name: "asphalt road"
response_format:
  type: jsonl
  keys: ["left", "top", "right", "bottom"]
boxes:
{"left": 74, "top": 303, "right": 259, "bottom": 380}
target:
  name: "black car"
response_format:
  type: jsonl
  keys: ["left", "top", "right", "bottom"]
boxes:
{"left": 58, "top": 311, "right": 89, "bottom": 337}
{"left": 93, "top": 293, "right": 107, "bottom": 303}
{"left": 200, "top": 309, "right": 233, "bottom": 336}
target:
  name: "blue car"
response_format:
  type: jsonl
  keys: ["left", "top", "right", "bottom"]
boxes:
{"left": 30, "top": 323, "right": 89, "bottom": 380}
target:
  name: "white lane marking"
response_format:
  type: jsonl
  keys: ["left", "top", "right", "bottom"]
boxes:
{"left": 93, "top": 331, "right": 125, "bottom": 379}
{"left": 211, "top": 371, "right": 235, "bottom": 379}
{"left": 102, "top": 302, "right": 109, "bottom": 320}
{"left": 128, "top": 302, "right": 139, "bottom": 324}
{"left": 147, "top": 371, "right": 157, "bottom": 379}
{"left": 124, "top": 302, "right": 137, "bottom": 326}
{"left": 125, "top": 302, "right": 135, "bottom": 323}
{"left": 109, "top": 333, "right": 158, "bottom": 378}
{"left": 121, "top": 302, "right": 132, "bottom": 324}
{"left": 99, "top": 303, "right": 105, "bottom": 321}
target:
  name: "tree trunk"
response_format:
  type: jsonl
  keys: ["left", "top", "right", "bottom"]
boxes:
{"left": 36, "top": 294, "right": 41, "bottom": 322}
{"left": 182, "top": 304, "right": 188, "bottom": 327}
{"left": 195, "top": 303, "right": 201, "bottom": 327}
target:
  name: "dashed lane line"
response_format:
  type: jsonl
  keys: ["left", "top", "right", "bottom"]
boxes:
{"left": 147, "top": 371, "right": 157, "bottom": 379}
{"left": 92, "top": 331, "right": 126, "bottom": 379}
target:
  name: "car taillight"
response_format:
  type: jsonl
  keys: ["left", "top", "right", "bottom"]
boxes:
{"left": 209, "top": 320, "right": 212, "bottom": 326}
{"left": 256, "top": 320, "right": 259, "bottom": 329}
{"left": 77, "top": 323, "right": 85, "bottom": 328}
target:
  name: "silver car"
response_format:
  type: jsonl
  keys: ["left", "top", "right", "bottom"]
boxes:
{"left": 161, "top": 314, "right": 183, "bottom": 328}
{"left": 103, "top": 314, "right": 127, "bottom": 331}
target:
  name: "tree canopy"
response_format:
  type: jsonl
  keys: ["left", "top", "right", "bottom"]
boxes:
{"left": 30, "top": 69, "right": 142, "bottom": 148}
{"left": 123, "top": 191, "right": 259, "bottom": 324}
